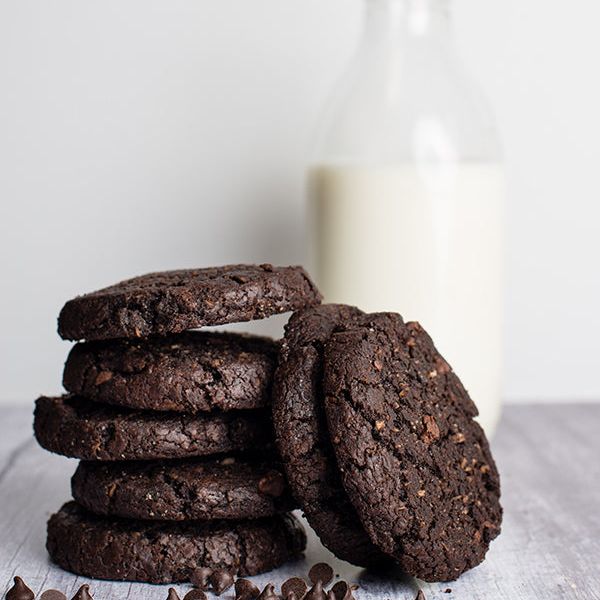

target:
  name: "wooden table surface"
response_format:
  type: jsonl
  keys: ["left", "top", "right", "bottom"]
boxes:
{"left": 0, "top": 403, "right": 598, "bottom": 600}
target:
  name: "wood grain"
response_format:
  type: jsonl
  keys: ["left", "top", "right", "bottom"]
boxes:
{"left": 0, "top": 404, "right": 598, "bottom": 600}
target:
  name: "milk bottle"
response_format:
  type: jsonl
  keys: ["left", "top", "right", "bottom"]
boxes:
{"left": 308, "top": 0, "right": 505, "bottom": 434}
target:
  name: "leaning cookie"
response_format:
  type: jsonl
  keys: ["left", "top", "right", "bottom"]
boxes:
{"left": 63, "top": 332, "right": 278, "bottom": 413}
{"left": 58, "top": 264, "right": 321, "bottom": 341}
{"left": 34, "top": 396, "right": 273, "bottom": 461}
{"left": 323, "top": 313, "right": 502, "bottom": 581}
{"left": 47, "top": 502, "right": 306, "bottom": 583}
{"left": 272, "top": 304, "right": 389, "bottom": 568}
{"left": 72, "top": 457, "right": 295, "bottom": 521}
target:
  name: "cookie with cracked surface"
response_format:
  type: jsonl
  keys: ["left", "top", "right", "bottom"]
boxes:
{"left": 34, "top": 396, "right": 272, "bottom": 461}
{"left": 72, "top": 456, "right": 295, "bottom": 521}
{"left": 323, "top": 312, "right": 502, "bottom": 581}
{"left": 272, "top": 304, "right": 388, "bottom": 568}
{"left": 63, "top": 331, "right": 278, "bottom": 413}
{"left": 46, "top": 502, "right": 306, "bottom": 583}
{"left": 58, "top": 264, "right": 321, "bottom": 341}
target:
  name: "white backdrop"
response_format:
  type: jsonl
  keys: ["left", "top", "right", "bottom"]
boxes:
{"left": 1, "top": 0, "right": 599, "bottom": 405}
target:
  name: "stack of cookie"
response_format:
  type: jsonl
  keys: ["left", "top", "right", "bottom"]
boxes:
{"left": 33, "top": 264, "right": 322, "bottom": 583}
{"left": 34, "top": 263, "right": 503, "bottom": 585}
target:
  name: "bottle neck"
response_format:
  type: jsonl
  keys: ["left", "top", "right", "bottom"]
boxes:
{"left": 364, "top": 0, "right": 452, "bottom": 42}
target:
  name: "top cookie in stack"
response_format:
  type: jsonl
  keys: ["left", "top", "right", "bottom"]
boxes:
{"left": 34, "top": 264, "right": 321, "bottom": 584}
{"left": 57, "top": 263, "right": 321, "bottom": 341}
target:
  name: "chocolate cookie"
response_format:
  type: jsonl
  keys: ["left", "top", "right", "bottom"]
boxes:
{"left": 58, "top": 264, "right": 321, "bottom": 341}
{"left": 34, "top": 396, "right": 272, "bottom": 461}
{"left": 47, "top": 502, "right": 306, "bottom": 583}
{"left": 323, "top": 313, "right": 502, "bottom": 581}
{"left": 72, "top": 457, "right": 295, "bottom": 521}
{"left": 63, "top": 331, "right": 278, "bottom": 413}
{"left": 272, "top": 305, "right": 387, "bottom": 567}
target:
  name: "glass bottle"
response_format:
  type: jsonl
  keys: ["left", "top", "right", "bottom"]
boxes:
{"left": 308, "top": 0, "right": 505, "bottom": 434}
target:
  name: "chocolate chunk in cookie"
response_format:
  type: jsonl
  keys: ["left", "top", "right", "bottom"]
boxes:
{"left": 72, "top": 457, "right": 295, "bottom": 521}
{"left": 323, "top": 313, "right": 502, "bottom": 581}
{"left": 272, "top": 304, "right": 388, "bottom": 567}
{"left": 34, "top": 396, "right": 272, "bottom": 461}
{"left": 58, "top": 264, "right": 321, "bottom": 341}
{"left": 63, "top": 331, "right": 278, "bottom": 413}
{"left": 46, "top": 502, "right": 306, "bottom": 583}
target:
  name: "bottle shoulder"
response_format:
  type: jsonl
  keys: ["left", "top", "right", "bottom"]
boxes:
{"left": 311, "top": 45, "right": 502, "bottom": 164}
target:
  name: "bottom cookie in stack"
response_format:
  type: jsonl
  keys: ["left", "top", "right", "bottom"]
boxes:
{"left": 47, "top": 502, "right": 306, "bottom": 583}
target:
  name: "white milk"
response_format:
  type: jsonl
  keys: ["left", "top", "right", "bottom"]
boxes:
{"left": 308, "top": 163, "right": 505, "bottom": 435}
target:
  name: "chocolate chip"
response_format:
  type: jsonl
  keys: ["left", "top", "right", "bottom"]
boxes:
{"left": 329, "top": 582, "right": 355, "bottom": 600}
{"left": 308, "top": 563, "right": 334, "bottom": 586}
{"left": 6, "top": 577, "right": 34, "bottom": 600}
{"left": 210, "top": 570, "right": 234, "bottom": 595}
{"left": 444, "top": 589, "right": 451, "bottom": 594}
{"left": 235, "top": 579, "right": 260, "bottom": 600}
{"left": 415, "top": 592, "right": 426, "bottom": 600}
{"left": 190, "top": 567, "right": 213, "bottom": 590}
{"left": 304, "top": 581, "right": 326, "bottom": 600}
{"left": 41, "top": 591, "right": 67, "bottom": 600}
{"left": 330, "top": 582, "right": 346, "bottom": 600}
{"left": 281, "top": 577, "right": 307, "bottom": 600}
{"left": 258, "top": 471, "right": 286, "bottom": 497}
{"left": 183, "top": 591, "right": 207, "bottom": 600}
{"left": 70, "top": 585, "right": 93, "bottom": 600}
{"left": 257, "top": 583, "right": 279, "bottom": 600}
{"left": 167, "top": 589, "right": 181, "bottom": 600}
